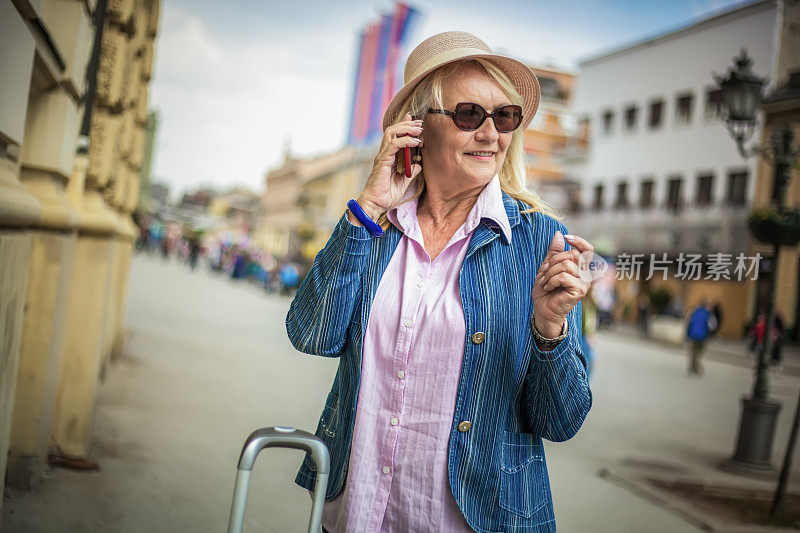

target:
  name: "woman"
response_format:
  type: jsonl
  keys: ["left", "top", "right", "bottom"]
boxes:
{"left": 287, "top": 31, "right": 593, "bottom": 532}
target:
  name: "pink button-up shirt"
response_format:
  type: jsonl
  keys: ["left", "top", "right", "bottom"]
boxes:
{"left": 314, "top": 176, "right": 512, "bottom": 532}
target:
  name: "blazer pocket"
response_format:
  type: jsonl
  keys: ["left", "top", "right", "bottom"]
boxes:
{"left": 321, "top": 392, "right": 340, "bottom": 439}
{"left": 307, "top": 392, "right": 340, "bottom": 473}
{"left": 499, "top": 430, "right": 547, "bottom": 519}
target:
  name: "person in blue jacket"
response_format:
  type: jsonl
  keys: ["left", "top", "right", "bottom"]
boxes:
{"left": 686, "top": 300, "right": 715, "bottom": 377}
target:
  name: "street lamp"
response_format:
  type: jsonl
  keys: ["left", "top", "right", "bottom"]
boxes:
{"left": 714, "top": 48, "right": 800, "bottom": 520}
{"left": 716, "top": 49, "right": 767, "bottom": 157}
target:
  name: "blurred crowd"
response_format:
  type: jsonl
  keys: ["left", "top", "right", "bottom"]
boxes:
{"left": 133, "top": 215, "right": 307, "bottom": 296}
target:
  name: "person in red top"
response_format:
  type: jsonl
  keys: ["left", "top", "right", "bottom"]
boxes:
{"left": 748, "top": 310, "right": 786, "bottom": 371}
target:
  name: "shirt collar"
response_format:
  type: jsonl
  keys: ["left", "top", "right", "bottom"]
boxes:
{"left": 386, "top": 174, "right": 513, "bottom": 244}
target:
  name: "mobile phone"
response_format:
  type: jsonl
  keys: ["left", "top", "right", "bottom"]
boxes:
{"left": 400, "top": 145, "right": 422, "bottom": 177}
{"left": 399, "top": 116, "right": 422, "bottom": 177}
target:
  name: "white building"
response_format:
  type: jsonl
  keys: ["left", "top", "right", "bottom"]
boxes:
{"left": 563, "top": 0, "right": 781, "bottom": 258}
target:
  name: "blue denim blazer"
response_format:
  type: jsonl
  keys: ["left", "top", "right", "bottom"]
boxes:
{"left": 286, "top": 192, "right": 592, "bottom": 532}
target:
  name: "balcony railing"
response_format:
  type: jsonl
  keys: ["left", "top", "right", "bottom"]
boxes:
{"left": 563, "top": 201, "right": 750, "bottom": 256}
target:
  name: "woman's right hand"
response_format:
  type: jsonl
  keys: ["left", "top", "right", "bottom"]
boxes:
{"left": 354, "top": 113, "right": 423, "bottom": 222}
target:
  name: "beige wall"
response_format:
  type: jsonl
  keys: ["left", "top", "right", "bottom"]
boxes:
{"left": 302, "top": 155, "right": 373, "bottom": 259}
{"left": 1, "top": 0, "right": 161, "bottom": 509}
{"left": 745, "top": 0, "right": 800, "bottom": 338}
{"left": 0, "top": 231, "right": 33, "bottom": 515}
{"left": 615, "top": 271, "right": 755, "bottom": 339}
{"left": 260, "top": 147, "right": 372, "bottom": 259}
{"left": 49, "top": 0, "right": 161, "bottom": 461}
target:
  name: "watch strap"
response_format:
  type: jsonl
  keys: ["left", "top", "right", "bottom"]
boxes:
{"left": 531, "top": 316, "right": 568, "bottom": 347}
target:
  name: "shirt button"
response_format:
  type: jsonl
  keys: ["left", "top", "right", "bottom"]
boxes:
{"left": 397, "top": 370, "right": 405, "bottom": 379}
{"left": 458, "top": 421, "right": 472, "bottom": 432}
{"left": 403, "top": 319, "right": 413, "bottom": 327}
{"left": 383, "top": 466, "right": 390, "bottom": 474}
{"left": 390, "top": 417, "right": 399, "bottom": 426}
{"left": 471, "top": 332, "right": 486, "bottom": 344}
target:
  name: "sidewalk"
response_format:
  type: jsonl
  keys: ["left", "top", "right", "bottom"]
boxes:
{"left": 591, "top": 324, "right": 800, "bottom": 531}
{"left": 3, "top": 256, "right": 799, "bottom": 532}
{"left": 607, "top": 322, "right": 800, "bottom": 378}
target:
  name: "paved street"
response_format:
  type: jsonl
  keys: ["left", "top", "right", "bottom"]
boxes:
{"left": 3, "top": 254, "right": 800, "bottom": 532}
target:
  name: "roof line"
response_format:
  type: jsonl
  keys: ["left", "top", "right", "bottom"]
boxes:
{"left": 578, "top": 0, "right": 773, "bottom": 67}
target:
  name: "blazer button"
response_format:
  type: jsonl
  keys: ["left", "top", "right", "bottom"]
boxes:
{"left": 471, "top": 332, "right": 486, "bottom": 344}
{"left": 458, "top": 420, "right": 472, "bottom": 432}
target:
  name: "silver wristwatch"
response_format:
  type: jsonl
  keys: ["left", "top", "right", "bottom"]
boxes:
{"left": 531, "top": 316, "right": 568, "bottom": 347}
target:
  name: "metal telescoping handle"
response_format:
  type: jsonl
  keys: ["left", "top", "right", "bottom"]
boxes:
{"left": 227, "top": 426, "right": 330, "bottom": 533}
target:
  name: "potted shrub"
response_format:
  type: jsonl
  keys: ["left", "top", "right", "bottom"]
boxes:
{"left": 649, "top": 287, "right": 673, "bottom": 315}
{"left": 747, "top": 207, "right": 800, "bottom": 247}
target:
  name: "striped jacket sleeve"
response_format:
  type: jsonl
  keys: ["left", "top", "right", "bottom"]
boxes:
{"left": 522, "top": 221, "right": 593, "bottom": 442}
{"left": 285, "top": 213, "right": 373, "bottom": 357}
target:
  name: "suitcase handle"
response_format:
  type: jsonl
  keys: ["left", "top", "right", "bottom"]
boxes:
{"left": 227, "top": 426, "right": 330, "bottom": 533}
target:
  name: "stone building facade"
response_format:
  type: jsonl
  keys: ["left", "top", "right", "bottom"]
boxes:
{"left": 0, "top": 0, "right": 161, "bottom": 520}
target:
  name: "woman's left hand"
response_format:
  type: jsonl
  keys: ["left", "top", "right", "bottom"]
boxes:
{"left": 531, "top": 231, "right": 594, "bottom": 338}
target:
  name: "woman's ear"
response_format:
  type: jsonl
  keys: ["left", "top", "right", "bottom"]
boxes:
{"left": 412, "top": 135, "right": 423, "bottom": 163}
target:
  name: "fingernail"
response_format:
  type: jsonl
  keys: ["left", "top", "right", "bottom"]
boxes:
{"left": 541, "top": 262, "right": 549, "bottom": 271}
{"left": 564, "top": 234, "right": 576, "bottom": 240}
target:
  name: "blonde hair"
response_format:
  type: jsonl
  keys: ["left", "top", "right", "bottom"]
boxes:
{"left": 379, "top": 57, "right": 561, "bottom": 229}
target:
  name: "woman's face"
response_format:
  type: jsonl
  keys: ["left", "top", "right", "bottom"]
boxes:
{"left": 421, "top": 63, "right": 514, "bottom": 189}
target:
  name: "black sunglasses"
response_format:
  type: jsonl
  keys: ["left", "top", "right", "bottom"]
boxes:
{"left": 427, "top": 102, "right": 523, "bottom": 133}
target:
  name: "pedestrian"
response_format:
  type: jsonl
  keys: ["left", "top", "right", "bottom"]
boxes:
{"left": 208, "top": 241, "right": 222, "bottom": 272}
{"left": 638, "top": 294, "right": 650, "bottom": 337}
{"left": 188, "top": 234, "right": 201, "bottom": 270}
{"left": 279, "top": 262, "right": 300, "bottom": 295}
{"left": 148, "top": 220, "right": 163, "bottom": 255}
{"left": 710, "top": 300, "right": 723, "bottom": 337}
{"left": 686, "top": 299, "right": 714, "bottom": 377}
{"left": 287, "top": 31, "right": 593, "bottom": 532}
{"left": 747, "top": 310, "right": 766, "bottom": 357}
{"left": 581, "top": 291, "right": 598, "bottom": 381}
{"left": 771, "top": 311, "right": 786, "bottom": 374}
{"left": 160, "top": 235, "right": 169, "bottom": 260}
{"left": 133, "top": 213, "right": 147, "bottom": 253}
{"left": 231, "top": 249, "right": 248, "bottom": 280}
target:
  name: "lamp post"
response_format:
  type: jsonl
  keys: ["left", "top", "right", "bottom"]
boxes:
{"left": 714, "top": 50, "right": 780, "bottom": 473}
{"left": 714, "top": 49, "right": 779, "bottom": 476}
{"left": 714, "top": 49, "right": 800, "bottom": 520}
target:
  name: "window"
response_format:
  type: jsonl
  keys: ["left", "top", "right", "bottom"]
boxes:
{"left": 623, "top": 105, "right": 638, "bottom": 132}
{"left": 567, "top": 187, "right": 583, "bottom": 213}
{"left": 727, "top": 171, "right": 748, "bottom": 206}
{"left": 577, "top": 117, "right": 591, "bottom": 141}
{"left": 601, "top": 109, "right": 614, "bottom": 135}
{"left": 648, "top": 99, "right": 664, "bottom": 129}
{"left": 615, "top": 181, "right": 629, "bottom": 209}
{"left": 539, "top": 76, "right": 559, "bottom": 99}
{"left": 593, "top": 184, "right": 605, "bottom": 211}
{"left": 705, "top": 89, "right": 723, "bottom": 121}
{"left": 666, "top": 176, "right": 683, "bottom": 212}
{"left": 696, "top": 174, "right": 714, "bottom": 206}
{"left": 640, "top": 179, "right": 654, "bottom": 209}
{"left": 675, "top": 93, "right": 693, "bottom": 125}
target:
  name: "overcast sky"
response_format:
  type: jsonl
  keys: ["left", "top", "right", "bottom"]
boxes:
{"left": 148, "top": 0, "right": 747, "bottom": 198}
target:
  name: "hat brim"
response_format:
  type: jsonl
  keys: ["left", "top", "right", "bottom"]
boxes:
{"left": 382, "top": 54, "right": 540, "bottom": 132}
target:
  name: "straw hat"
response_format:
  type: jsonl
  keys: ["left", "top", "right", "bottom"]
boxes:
{"left": 382, "top": 31, "right": 541, "bottom": 131}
